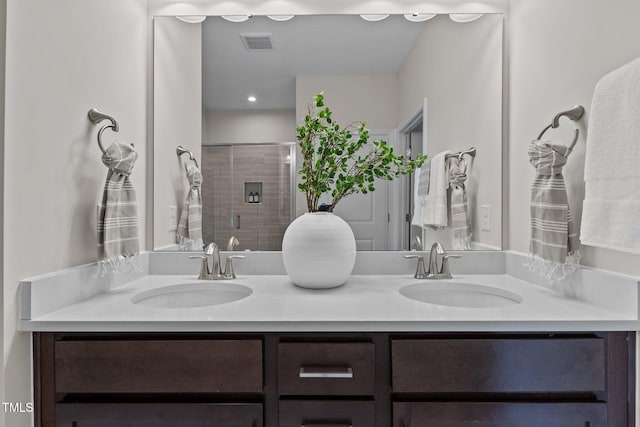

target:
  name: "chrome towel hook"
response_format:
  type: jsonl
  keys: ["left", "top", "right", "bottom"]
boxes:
{"left": 537, "top": 105, "right": 585, "bottom": 151}
{"left": 88, "top": 108, "right": 119, "bottom": 154}
{"left": 176, "top": 145, "right": 199, "bottom": 168}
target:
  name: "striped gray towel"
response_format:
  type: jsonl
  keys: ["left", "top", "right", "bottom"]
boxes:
{"left": 176, "top": 163, "right": 204, "bottom": 250}
{"left": 449, "top": 160, "right": 471, "bottom": 250}
{"left": 97, "top": 141, "right": 141, "bottom": 275}
{"left": 528, "top": 140, "right": 580, "bottom": 280}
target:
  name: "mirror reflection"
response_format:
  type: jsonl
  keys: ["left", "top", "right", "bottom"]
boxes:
{"left": 153, "top": 14, "right": 503, "bottom": 251}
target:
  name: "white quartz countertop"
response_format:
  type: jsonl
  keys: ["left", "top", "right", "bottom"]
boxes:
{"left": 19, "top": 273, "right": 639, "bottom": 332}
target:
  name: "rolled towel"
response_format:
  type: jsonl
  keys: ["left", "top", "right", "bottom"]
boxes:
{"left": 176, "top": 163, "right": 204, "bottom": 250}
{"left": 448, "top": 159, "right": 471, "bottom": 250}
{"left": 97, "top": 141, "right": 141, "bottom": 276}
{"left": 528, "top": 140, "right": 580, "bottom": 281}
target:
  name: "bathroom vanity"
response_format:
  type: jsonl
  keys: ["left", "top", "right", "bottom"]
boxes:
{"left": 35, "top": 331, "right": 631, "bottom": 427}
{"left": 20, "top": 252, "right": 639, "bottom": 427}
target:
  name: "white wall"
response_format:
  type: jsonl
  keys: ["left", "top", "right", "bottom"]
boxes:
{"left": 203, "top": 109, "right": 296, "bottom": 144}
{"left": 153, "top": 17, "right": 202, "bottom": 249}
{"left": 0, "top": 0, "right": 5, "bottom": 410}
{"left": 3, "top": 1, "right": 147, "bottom": 426}
{"left": 296, "top": 75, "right": 398, "bottom": 129}
{"left": 295, "top": 75, "right": 399, "bottom": 216}
{"left": 509, "top": 0, "right": 640, "bottom": 276}
{"left": 398, "top": 14, "right": 503, "bottom": 249}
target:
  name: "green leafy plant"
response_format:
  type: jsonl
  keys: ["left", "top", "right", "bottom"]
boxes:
{"left": 296, "top": 92, "right": 427, "bottom": 213}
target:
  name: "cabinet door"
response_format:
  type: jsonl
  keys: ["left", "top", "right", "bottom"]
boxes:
{"left": 392, "top": 338, "right": 605, "bottom": 393}
{"left": 55, "top": 339, "right": 262, "bottom": 393}
{"left": 56, "top": 403, "right": 263, "bottom": 427}
{"left": 278, "top": 342, "right": 375, "bottom": 396}
{"left": 393, "top": 402, "right": 607, "bottom": 427}
{"left": 279, "top": 400, "right": 375, "bottom": 427}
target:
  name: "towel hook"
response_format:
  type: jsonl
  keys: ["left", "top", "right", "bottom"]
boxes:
{"left": 537, "top": 105, "right": 585, "bottom": 151}
{"left": 445, "top": 146, "right": 476, "bottom": 161}
{"left": 177, "top": 145, "right": 199, "bottom": 168}
{"left": 88, "top": 108, "right": 119, "bottom": 154}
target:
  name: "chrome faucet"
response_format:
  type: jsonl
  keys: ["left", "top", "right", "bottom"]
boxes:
{"left": 189, "top": 242, "right": 245, "bottom": 280}
{"left": 404, "top": 242, "right": 461, "bottom": 279}
{"left": 411, "top": 235, "right": 423, "bottom": 251}
{"left": 227, "top": 236, "right": 239, "bottom": 251}
{"left": 206, "top": 242, "right": 222, "bottom": 277}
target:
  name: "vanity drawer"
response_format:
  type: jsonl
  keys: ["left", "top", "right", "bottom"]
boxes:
{"left": 56, "top": 403, "right": 263, "bottom": 427}
{"left": 392, "top": 402, "right": 607, "bottom": 426}
{"left": 392, "top": 337, "right": 605, "bottom": 393}
{"left": 55, "top": 339, "right": 263, "bottom": 393}
{"left": 278, "top": 342, "right": 375, "bottom": 396}
{"left": 279, "top": 400, "right": 375, "bottom": 427}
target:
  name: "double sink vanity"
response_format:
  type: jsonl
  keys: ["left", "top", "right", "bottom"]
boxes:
{"left": 20, "top": 250, "right": 638, "bottom": 426}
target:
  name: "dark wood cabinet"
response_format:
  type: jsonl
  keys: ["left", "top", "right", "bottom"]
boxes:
{"left": 56, "top": 403, "right": 263, "bottom": 427}
{"left": 279, "top": 400, "right": 375, "bottom": 427}
{"left": 55, "top": 339, "right": 263, "bottom": 393}
{"left": 34, "top": 332, "right": 634, "bottom": 427}
{"left": 392, "top": 337, "right": 605, "bottom": 393}
{"left": 278, "top": 342, "right": 375, "bottom": 396}
{"left": 393, "top": 402, "right": 607, "bottom": 427}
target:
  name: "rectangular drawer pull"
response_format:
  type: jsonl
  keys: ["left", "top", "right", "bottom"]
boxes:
{"left": 299, "top": 367, "right": 353, "bottom": 379}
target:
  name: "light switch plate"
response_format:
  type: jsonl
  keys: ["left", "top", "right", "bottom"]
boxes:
{"left": 168, "top": 206, "right": 178, "bottom": 231}
{"left": 481, "top": 205, "right": 491, "bottom": 231}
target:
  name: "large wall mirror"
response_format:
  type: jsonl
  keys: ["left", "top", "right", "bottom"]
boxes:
{"left": 153, "top": 13, "right": 503, "bottom": 252}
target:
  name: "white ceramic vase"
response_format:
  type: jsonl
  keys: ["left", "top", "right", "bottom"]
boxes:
{"left": 282, "top": 212, "right": 356, "bottom": 289}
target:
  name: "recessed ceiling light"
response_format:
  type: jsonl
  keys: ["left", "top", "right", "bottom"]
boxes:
{"left": 176, "top": 16, "right": 207, "bottom": 24}
{"left": 360, "top": 14, "right": 390, "bottom": 22}
{"left": 403, "top": 13, "right": 437, "bottom": 22}
{"left": 221, "top": 15, "right": 252, "bottom": 23}
{"left": 248, "top": 96, "right": 257, "bottom": 103}
{"left": 267, "top": 15, "right": 295, "bottom": 22}
{"left": 449, "top": 13, "right": 484, "bottom": 23}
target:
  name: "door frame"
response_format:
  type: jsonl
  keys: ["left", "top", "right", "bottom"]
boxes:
{"left": 397, "top": 98, "right": 428, "bottom": 251}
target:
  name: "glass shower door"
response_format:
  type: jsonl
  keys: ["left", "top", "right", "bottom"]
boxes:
{"left": 201, "top": 144, "right": 293, "bottom": 251}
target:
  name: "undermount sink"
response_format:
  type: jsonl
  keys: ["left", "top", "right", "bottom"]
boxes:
{"left": 399, "top": 282, "right": 522, "bottom": 308}
{"left": 131, "top": 282, "right": 252, "bottom": 309}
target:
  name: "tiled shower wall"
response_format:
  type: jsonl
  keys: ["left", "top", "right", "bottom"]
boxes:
{"left": 201, "top": 144, "right": 292, "bottom": 250}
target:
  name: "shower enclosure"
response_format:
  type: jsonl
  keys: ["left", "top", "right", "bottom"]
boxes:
{"left": 201, "top": 143, "right": 295, "bottom": 251}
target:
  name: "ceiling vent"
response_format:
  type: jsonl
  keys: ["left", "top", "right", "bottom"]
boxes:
{"left": 240, "top": 33, "right": 274, "bottom": 51}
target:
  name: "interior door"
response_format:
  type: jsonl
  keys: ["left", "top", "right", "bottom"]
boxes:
{"left": 333, "top": 130, "right": 394, "bottom": 250}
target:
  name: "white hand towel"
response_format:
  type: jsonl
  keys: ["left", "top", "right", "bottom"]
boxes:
{"left": 410, "top": 165, "right": 423, "bottom": 226}
{"left": 581, "top": 57, "right": 640, "bottom": 254}
{"left": 411, "top": 160, "right": 430, "bottom": 226}
{"left": 421, "top": 151, "right": 451, "bottom": 228}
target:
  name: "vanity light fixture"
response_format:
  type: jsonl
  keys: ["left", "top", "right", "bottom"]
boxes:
{"left": 267, "top": 15, "right": 295, "bottom": 22}
{"left": 360, "top": 14, "right": 390, "bottom": 22}
{"left": 403, "top": 13, "right": 437, "bottom": 22}
{"left": 448, "top": 13, "right": 484, "bottom": 23}
{"left": 221, "top": 14, "right": 252, "bottom": 23}
{"left": 175, "top": 15, "right": 207, "bottom": 24}
{"left": 248, "top": 95, "right": 257, "bottom": 103}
